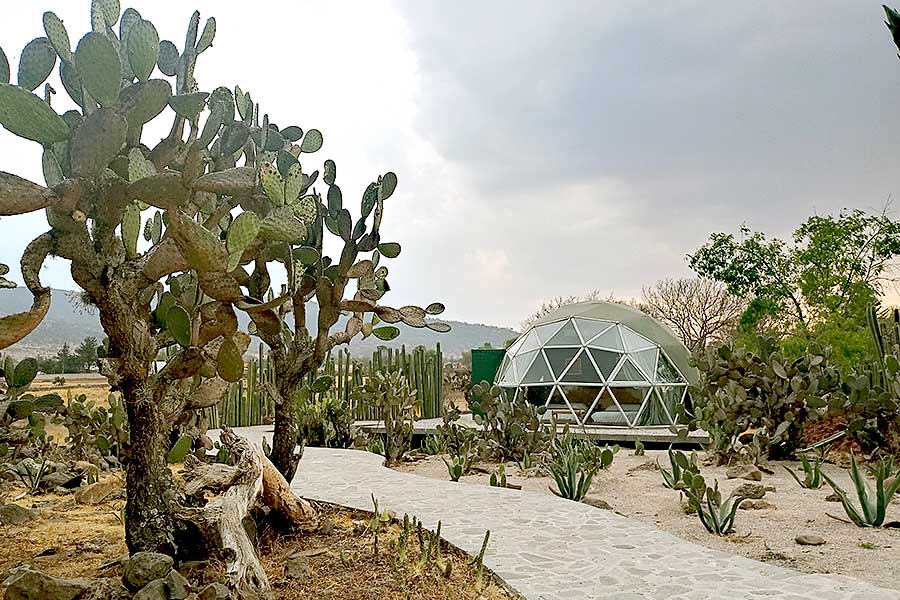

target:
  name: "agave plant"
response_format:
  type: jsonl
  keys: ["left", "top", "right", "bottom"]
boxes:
{"left": 680, "top": 474, "right": 747, "bottom": 535}
{"left": 659, "top": 445, "right": 699, "bottom": 489}
{"left": 822, "top": 454, "right": 900, "bottom": 527}
{"left": 547, "top": 443, "right": 597, "bottom": 502}
{"left": 783, "top": 452, "right": 824, "bottom": 489}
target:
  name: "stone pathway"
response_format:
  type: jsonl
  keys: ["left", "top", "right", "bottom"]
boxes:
{"left": 232, "top": 426, "right": 899, "bottom": 600}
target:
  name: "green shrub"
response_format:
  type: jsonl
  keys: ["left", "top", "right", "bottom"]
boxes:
{"left": 545, "top": 429, "right": 609, "bottom": 501}
{"left": 659, "top": 446, "right": 699, "bottom": 489}
{"left": 469, "top": 381, "right": 549, "bottom": 462}
{"left": 680, "top": 475, "right": 747, "bottom": 535}
{"left": 689, "top": 336, "right": 842, "bottom": 462}
{"left": 295, "top": 392, "right": 353, "bottom": 449}
{"left": 353, "top": 371, "right": 418, "bottom": 465}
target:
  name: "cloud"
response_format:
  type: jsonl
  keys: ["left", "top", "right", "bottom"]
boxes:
{"left": 1, "top": 1, "right": 899, "bottom": 330}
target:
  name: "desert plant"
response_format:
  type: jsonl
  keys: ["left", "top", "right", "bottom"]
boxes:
{"left": 469, "top": 381, "right": 549, "bottom": 462}
{"left": 353, "top": 371, "right": 418, "bottom": 465}
{"left": 420, "top": 433, "right": 445, "bottom": 456}
{"left": 679, "top": 473, "right": 747, "bottom": 535}
{"left": 367, "top": 494, "right": 393, "bottom": 555}
{"left": 9, "top": 456, "right": 51, "bottom": 495}
{"left": 633, "top": 439, "right": 645, "bottom": 456}
{"left": 547, "top": 441, "right": 598, "bottom": 502}
{"left": 689, "top": 337, "right": 842, "bottom": 462}
{"left": 659, "top": 446, "right": 700, "bottom": 490}
{"left": 471, "top": 530, "right": 491, "bottom": 593}
{"left": 489, "top": 464, "right": 508, "bottom": 488}
{"left": 56, "top": 392, "right": 128, "bottom": 463}
{"left": 783, "top": 452, "right": 824, "bottom": 489}
{"left": 822, "top": 454, "right": 900, "bottom": 527}
{"left": 295, "top": 383, "right": 353, "bottom": 448}
{"left": 0, "top": 0, "right": 446, "bottom": 563}
{"left": 435, "top": 404, "right": 476, "bottom": 456}
{"left": 443, "top": 452, "right": 471, "bottom": 482}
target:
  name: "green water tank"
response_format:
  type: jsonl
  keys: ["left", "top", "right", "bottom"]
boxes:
{"left": 471, "top": 348, "right": 507, "bottom": 386}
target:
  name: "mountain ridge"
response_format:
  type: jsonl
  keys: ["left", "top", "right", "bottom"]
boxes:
{"left": 0, "top": 287, "right": 517, "bottom": 359}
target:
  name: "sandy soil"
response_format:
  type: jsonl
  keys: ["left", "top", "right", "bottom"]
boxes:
{"left": 397, "top": 449, "right": 900, "bottom": 591}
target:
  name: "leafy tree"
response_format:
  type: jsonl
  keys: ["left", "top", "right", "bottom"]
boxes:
{"left": 74, "top": 336, "right": 99, "bottom": 371}
{"left": 55, "top": 343, "right": 72, "bottom": 374}
{"left": 689, "top": 210, "right": 900, "bottom": 361}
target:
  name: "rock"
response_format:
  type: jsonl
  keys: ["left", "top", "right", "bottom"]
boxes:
{"left": 583, "top": 497, "right": 614, "bottom": 510}
{"left": 41, "top": 471, "right": 75, "bottom": 488}
{"left": 74, "top": 478, "right": 120, "bottom": 505}
{"left": 284, "top": 556, "right": 309, "bottom": 579}
{"left": 627, "top": 460, "right": 659, "bottom": 473}
{"left": 122, "top": 552, "right": 175, "bottom": 592}
{"left": 83, "top": 577, "right": 131, "bottom": 600}
{"left": 164, "top": 569, "right": 191, "bottom": 600}
{"left": 134, "top": 578, "right": 168, "bottom": 600}
{"left": 3, "top": 569, "right": 91, "bottom": 600}
{"left": 764, "top": 485, "right": 776, "bottom": 492}
{"left": 734, "top": 483, "right": 766, "bottom": 499}
{"left": 739, "top": 500, "right": 776, "bottom": 510}
{"left": 795, "top": 534, "right": 826, "bottom": 546}
{"left": 0, "top": 504, "right": 36, "bottom": 525}
{"left": 726, "top": 465, "right": 762, "bottom": 481}
{"left": 198, "top": 582, "right": 232, "bottom": 600}
{"left": 825, "top": 492, "right": 841, "bottom": 502}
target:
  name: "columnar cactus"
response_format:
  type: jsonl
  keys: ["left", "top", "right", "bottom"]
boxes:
{"left": 0, "top": 0, "right": 447, "bottom": 558}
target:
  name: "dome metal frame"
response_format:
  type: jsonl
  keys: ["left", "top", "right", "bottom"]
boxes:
{"left": 495, "top": 310, "right": 692, "bottom": 428}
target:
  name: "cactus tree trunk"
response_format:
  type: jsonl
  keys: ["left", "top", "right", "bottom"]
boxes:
{"left": 122, "top": 382, "right": 178, "bottom": 554}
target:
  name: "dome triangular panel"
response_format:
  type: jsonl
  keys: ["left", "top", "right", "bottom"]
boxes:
{"left": 545, "top": 347, "right": 579, "bottom": 378}
{"left": 562, "top": 349, "right": 603, "bottom": 383}
{"left": 574, "top": 318, "right": 613, "bottom": 344}
{"left": 621, "top": 326, "right": 655, "bottom": 352}
{"left": 546, "top": 320, "right": 581, "bottom": 346}
{"left": 521, "top": 351, "right": 554, "bottom": 384}
{"left": 589, "top": 325, "right": 624, "bottom": 351}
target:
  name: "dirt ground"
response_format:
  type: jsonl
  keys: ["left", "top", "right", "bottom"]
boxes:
{"left": 0, "top": 478, "right": 514, "bottom": 600}
{"left": 397, "top": 448, "right": 900, "bottom": 592}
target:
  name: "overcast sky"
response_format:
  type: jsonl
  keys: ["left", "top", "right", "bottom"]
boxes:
{"left": 1, "top": 1, "right": 899, "bottom": 329}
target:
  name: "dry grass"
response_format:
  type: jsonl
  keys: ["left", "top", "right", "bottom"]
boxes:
{"left": 0, "top": 479, "right": 514, "bottom": 600}
{"left": 261, "top": 504, "right": 514, "bottom": 600}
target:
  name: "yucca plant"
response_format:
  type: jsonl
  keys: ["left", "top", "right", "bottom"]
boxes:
{"left": 680, "top": 474, "right": 746, "bottom": 535}
{"left": 822, "top": 454, "right": 900, "bottom": 527}
{"left": 659, "top": 445, "right": 699, "bottom": 489}
{"left": 784, "top": 452, "right": 824, "bottom": 489}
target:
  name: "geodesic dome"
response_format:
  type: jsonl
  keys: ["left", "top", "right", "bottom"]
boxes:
{"left": 494, "top": 301, "right": 697, "bottom": 427}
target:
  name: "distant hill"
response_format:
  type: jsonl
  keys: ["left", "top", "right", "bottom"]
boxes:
{"left": 0, "top": 287, "right": 517, "bottom": 360}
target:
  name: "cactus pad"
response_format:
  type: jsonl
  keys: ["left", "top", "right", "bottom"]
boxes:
{"left": 166, "top": 304, "right": 192, "bottom": 347}
{"left": 126, "top": 19, "right": 159, "bottom": 82}
{"left": 169, "top": 211, "right": 228, "bottom": 271}
{"left": 196, "top": 17, "right": 216, "bottom": 54}
{"left": 74, "top": 32, "right": 121, "bottom": 107}
{"left": 70, "top": 107, "right": 127, "bottom": 177}
{"left": 0, "top": 47, "right": 8, "bottom": 85}
{"left": 166, "top": 434, "right": 193, "bottom": 463}
{"left": 0, "top": 83, "right": 68, "bottom": 143}
{"left": 294, "top": 196, "right": 318, "bottom": 224}
{"left": 226, "top": 211, "right": 260, "bottom": 254}
{"left": 380, "top": 172, "right": 398, "bottom": 200}
{"left": 378, "top": 242, "right": 401, "bottom": 258}
{"left": 120, "top": 79, "right": 171, "bottom": 127}
{"left": 122, "top": 202, "right": 140, "bottom": 258}
{"left": 299, "top": 128, "right": 323, "bottom": 153}
{"left": 17, "top": 37, "right": 56, "bottom": 92}
{"left": 129, "top": 173, "right": 190, "bottom": 209}
{"left": 157, "top": 40, "right": 179, "bottom": 76}
{"left": 169, "top": 91, "right": 209, "bottom": 121}
{"left": 216, "top": 336, "right": 243, "bottom": 382}
{"left": 259, "top": 162, "right": 284, "bottom": 205}
{"left": 193, "top": 166, "right": 256, "bottom": 194}
{"left": 259, "top": 206, "right": 307, "bottom": 242}
{"left": 42, "top": 13, "right": 71, "bottom": 62}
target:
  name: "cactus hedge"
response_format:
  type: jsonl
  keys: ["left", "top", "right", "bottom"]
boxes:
{"left": 0, "top": 1, "right": 447, "bottom": 556}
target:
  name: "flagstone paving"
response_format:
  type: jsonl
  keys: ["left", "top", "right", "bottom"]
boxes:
{"left": 231, "top": 426, "right": 899, "bottom": 600}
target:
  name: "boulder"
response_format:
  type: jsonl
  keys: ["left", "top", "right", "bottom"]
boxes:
{"left": 164, "top": 569, "right": 191, "bottom": 600}
{"left": 122, "top": 552, "right": 174, "bottom": 592}
{"left": 3, "top": 569, "right": 91, "bottom": 600}
{"left": 134, "top": 578, "right": 168, "bottom": 600}
{"left": 739, "top": 500, "right": 776, "bottom": 510}
{"left": 795, "top": 534, "right": 826, "bottom": 546}
{"left": 0, "top": 504, "right": 36, "bottom": 525}
{"left": 734, "top": 483, "right": 766, "bottom": 499}
{"left": 83, "top": 577, "right": 131, "bottom": 600}
{"left": 198, "top": 583, "right": 232, "bottom": 600}
{"left": 725, "top": 465, "right": 762, "bottom": 481}
{"left": 74, "top": 478, "right": 120, "bottom": 505}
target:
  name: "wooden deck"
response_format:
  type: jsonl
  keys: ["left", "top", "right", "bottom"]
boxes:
{"left": 355, "top": 414, "right": 709, "bottom": 445}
